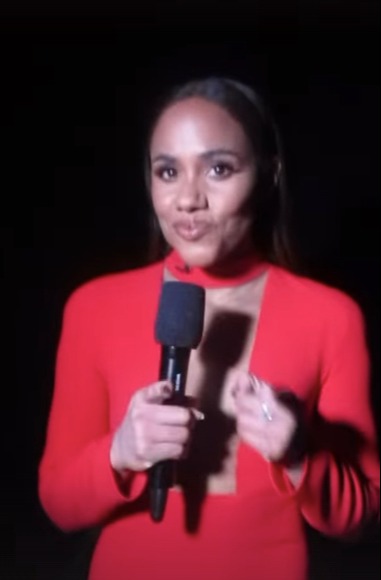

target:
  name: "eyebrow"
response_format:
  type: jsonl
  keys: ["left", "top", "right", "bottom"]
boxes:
{"left": 151, "top": 148, "right": 242, "bottom": 164}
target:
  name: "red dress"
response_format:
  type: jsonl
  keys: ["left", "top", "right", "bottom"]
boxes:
{"left": 38, "top": 255, "right": 380, "bottom": 580}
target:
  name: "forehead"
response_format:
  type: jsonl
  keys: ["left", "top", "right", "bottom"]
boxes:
{"left": 150, "top": 97, "right": 250, "bottom": 154}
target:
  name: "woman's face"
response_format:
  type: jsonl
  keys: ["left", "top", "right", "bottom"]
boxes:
{"left": 149, "top": 97, "right": 258, "bottom": 269}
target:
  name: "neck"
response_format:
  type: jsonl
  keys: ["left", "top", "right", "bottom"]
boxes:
{"left": 164, "top": 249, "right": 269, "bottom": 289}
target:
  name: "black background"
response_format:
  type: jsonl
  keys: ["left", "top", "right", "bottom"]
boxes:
{"left": 2, "top": 1, "right": 379, "bottom": 578}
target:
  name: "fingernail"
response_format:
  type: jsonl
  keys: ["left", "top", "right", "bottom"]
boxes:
{"left": 162, "top": 383, "right": 173, "bottom": 396}
{"left": 192, "top": 409, "right": 205, "bottom": 421}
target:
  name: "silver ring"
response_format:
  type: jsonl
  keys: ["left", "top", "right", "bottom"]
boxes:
{"left": 261, "top": 402, "right": 273, "bottom": 422}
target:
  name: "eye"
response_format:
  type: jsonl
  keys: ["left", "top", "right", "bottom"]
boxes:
{"left": 209, "top": 162, "right": 235, "bottom": 179}
{"left": 154, "top": 166, "right": 178, "bottom": 181}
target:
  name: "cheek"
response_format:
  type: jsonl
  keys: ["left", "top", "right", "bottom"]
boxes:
{"left": 221, "top": 213, "right": 253, "bottom": 244}
{"left": 150, "top": 184, "right": 171, "bottom": 216}
{"left": 211, "top": 196, "right": 254, "bottom": 248}
{"left": 211, "top": 188, "right": 253, "bottom": 227}
{"left": 210, "top": 172, "right": 255, "bottom": 215}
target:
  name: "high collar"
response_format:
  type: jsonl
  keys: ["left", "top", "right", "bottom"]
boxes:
{"left": 164, "top": 249, "right": 269, "bottom": 289}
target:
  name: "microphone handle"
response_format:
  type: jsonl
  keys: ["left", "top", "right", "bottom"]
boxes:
{"left": 149, "top": 346, "right": 190, "bottom": 522}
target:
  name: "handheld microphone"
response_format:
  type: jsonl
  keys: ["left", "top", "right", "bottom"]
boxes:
{"left": 149, "top": 281, "right": 205, "bottom": 522}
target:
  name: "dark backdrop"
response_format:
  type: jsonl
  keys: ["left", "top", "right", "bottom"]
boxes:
{"left": 2, "top": 2, "right": 379, "bottom": 578}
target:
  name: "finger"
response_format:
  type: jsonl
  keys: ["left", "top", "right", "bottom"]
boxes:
{"left": 191, "top": 408, "right": 205, "bottom": 421}
{"left": 235, "top": 377, "right": 281, "bottom": 417}
{"left": 237, "top": 413, "right": 272, "bottom": 433}
{"left": 236, "top": 393, "right": 274, "bottom": 418}
{"left": 250, "top": 376, "right": 278, "bottom": 407}
{"left": 149, "top": 425, "right": 190, "bottom": 445}
{"left": 236, "top": 415, "right": 295, "bottom": 462}
{"left": 227, "top": 368, "right": 254, "bottom": 398}
{"left": 231, "top": 372, "right": 274, "bottom": 404}
{"left": 237, "top": 397, "right": 281, "bottom": 427}
{"left": 135, "top": 381, "right": 173, "bottom": 405}
{"left": 236, "top": 418, "right": 282, "bottom": 460}
{"left": 225, "top": 370, "right": 268, "bottom": 419}
{"left": 146, "top": 404, "right": 193, "bottom": 426}
{"left": 234, "top": 391, "right": 257, "bottom": 414}
{"left": 148, "top": 443, "right": 185, "bottom": 463}
{"left": 251, "top": 393, "right": 294, "bottom": 424}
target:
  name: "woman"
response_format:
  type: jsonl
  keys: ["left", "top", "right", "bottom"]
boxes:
{"left": 38, "top": 77, "right": 380, "bottom": 579}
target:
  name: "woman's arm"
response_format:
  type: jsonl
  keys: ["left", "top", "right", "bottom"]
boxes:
{"left": 270, "top": 299, "right": 380, "bottom": 537}
{"left": 38, "top": 282, "right": 195, "bottom": 532}
{"left": 38, "top": 286, "right": 147, "bottom": 532}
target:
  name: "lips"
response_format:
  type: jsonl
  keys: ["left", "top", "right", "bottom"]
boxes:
{"left": 173, "top": 220, "right": 211, "bottom": 242}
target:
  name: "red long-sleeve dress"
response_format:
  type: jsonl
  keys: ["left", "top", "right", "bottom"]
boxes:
{"left": 39, "top": 255, "right": 380, "bottom": 580}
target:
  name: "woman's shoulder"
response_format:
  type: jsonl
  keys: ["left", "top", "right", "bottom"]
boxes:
{"left": 270, "top": 265, "right": 364, "bottom": 324}
{"left": 63, "top": 260, "right": 164, "bottom": 315}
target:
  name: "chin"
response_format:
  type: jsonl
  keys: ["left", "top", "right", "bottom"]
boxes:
{"left": 173, "top": 242, "right": 225, "bottom": 270}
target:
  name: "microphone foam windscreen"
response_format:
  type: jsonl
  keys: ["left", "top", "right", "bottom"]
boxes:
{"left": 155, "top": 281, "right": 205, "bottom": 348}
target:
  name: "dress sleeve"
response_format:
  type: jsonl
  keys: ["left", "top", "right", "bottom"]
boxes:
{"left": 270, "top": 297, "right": 380, "bottom": 537}
{"left": 38, "top": 286, "right": 147, "bottom": 532}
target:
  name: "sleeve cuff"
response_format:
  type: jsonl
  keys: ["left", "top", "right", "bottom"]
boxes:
{"left": 93, "top": 434, "right": 148, "bottom": 506}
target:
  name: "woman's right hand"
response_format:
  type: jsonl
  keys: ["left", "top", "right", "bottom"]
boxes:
{"left": 110, "top": 381, "right": 197, "bottom": 473}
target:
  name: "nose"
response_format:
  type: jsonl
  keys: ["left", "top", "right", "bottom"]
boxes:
{"left": 176, "top": 177, "right": 207, "bottom": 212}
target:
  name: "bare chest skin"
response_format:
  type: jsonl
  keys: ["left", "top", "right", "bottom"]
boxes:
{"left": 164, "top": 268, "right": 268, "bottom": 495}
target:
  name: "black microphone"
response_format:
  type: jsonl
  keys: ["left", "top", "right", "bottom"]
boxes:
{"left": 149, "top": 280, "right": 205, "bottom": 522}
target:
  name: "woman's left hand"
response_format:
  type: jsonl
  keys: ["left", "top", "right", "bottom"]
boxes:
{"left": 230, "top": 370, "right": 299, "bottom": 464}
